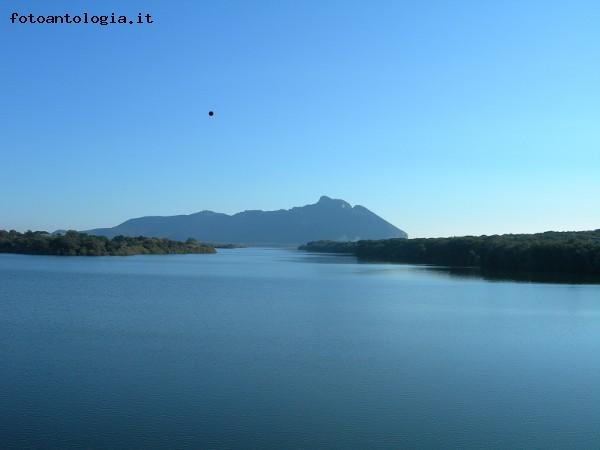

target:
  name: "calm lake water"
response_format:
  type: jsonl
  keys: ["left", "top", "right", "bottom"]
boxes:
{"left": 1, "top": 248, "right": 600, "bottom": 449}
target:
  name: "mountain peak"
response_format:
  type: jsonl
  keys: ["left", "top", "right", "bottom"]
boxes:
{"left": 317, "top": 195, "right": 351, "bottom": 208}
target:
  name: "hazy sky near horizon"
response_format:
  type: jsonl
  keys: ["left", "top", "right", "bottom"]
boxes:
{"left": 2, "top": 1, "right": 600, "bottom": 238}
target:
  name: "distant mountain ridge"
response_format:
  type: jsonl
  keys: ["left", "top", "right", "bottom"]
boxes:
{"left": 85, "top": 196, "right": 407, "bottom": 245}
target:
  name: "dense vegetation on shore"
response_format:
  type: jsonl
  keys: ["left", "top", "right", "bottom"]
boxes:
{"left": 0, "top": 230, "right": 216, "bottom": 256}
{"left": 300, "top": 230, "right": 600, "bottom": 275}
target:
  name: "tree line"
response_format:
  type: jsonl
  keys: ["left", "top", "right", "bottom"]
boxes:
{"left": 300, "top": 230, "right": 600, "bottom": 275}
{"left": 0, "top": 230, "right": 216, "bottom": 256}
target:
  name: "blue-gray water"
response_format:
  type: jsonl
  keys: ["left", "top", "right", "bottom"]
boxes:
{"left": 1, "top": 248, "right": 600, "bottom": 449}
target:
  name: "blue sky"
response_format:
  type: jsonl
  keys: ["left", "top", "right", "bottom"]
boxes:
{"left": 2, "top": 0, "right": 600, "bottom": 237}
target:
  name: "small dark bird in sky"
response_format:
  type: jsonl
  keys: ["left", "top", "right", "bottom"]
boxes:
{"left": 208, "top": 111, "right": 214, "bottom": 117}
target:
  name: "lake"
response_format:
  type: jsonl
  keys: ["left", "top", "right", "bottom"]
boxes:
{"left": 1, "top": 248, "right": 600, "bottom": 449}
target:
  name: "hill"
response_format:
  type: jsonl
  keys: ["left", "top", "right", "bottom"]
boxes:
{"left": 86, "top": 196, "right": 406, "bottom": 245}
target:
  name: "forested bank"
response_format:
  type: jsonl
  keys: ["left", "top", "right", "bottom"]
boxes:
{"left": 0, "top": 230, "right": 216, "bottom": 256}
{"left": 300, "top": 230, "right": 600, "bottom": 275}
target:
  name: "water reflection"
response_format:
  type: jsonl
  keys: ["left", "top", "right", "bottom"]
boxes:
{"left": 289, "top": 251, "right": 600, "bottom": 284}
{"left": 424, "top": 266, "right": 600, "bottom": 285}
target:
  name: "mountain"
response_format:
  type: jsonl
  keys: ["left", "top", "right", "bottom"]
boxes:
{"left": 85, "top": 196, "right": 407, "bottom": 245}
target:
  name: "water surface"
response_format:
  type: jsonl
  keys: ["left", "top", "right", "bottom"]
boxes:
{"left": 1, "top": 248, "right": 600, "bottom": 449}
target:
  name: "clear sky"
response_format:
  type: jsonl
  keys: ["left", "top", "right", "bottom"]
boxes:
{"left": 2, "top": 0, "right": 600, "bottom": 237}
